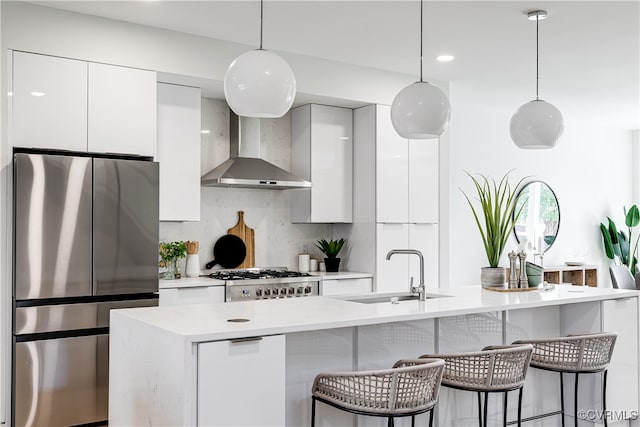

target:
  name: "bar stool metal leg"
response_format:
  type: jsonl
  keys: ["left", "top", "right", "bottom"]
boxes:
{"left": 603, "top": 370, "right": 609, "bottom": 427}
{"left": 503, "top": 391, "right": 508, "bottom": 427}
{"left": 429, "top": 408, "right": 435, "bottom": 427}
{"left": 484, "top": 391, "right": 489, "bottom": 427}
{"left": 411, "top": 414, "right": 415, "bottom": 427}
{"left": 478, "top": 392, "right": 483, "bottom": 427}
{"left": 574, "top": 373, "right": 579, "bottom": 427}
{"left": 517, "top": 388, "right": 523, "bottom": 427}
{"left": 560, "top": 372, "right": 565, "bottom": 427}
{"left": 311, "top": 397, "right": 316, "bottom": 427}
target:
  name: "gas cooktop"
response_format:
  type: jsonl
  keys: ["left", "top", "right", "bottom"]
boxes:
{"left": 208, "top": 268, "right": 312, "bottom": 281}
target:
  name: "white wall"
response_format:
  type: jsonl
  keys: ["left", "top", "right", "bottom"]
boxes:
{"left": 447, "top": 80, "right": 633, "bottom": 287}
{"left": 1, "top": 1, "right": 434, "bottom": 107}
{"left": 160, "top": 98, "right": 331, "bottom": 272}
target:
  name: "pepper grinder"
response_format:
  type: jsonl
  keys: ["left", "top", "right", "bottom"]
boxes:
{"left": 508, "top": 251, "right": 519, "bottom": 289}
{"left": 518, "top": 251, "right": 528, "bottom": 288}
{"left": 185, "top": 241, "right": 200, "bottom": 278}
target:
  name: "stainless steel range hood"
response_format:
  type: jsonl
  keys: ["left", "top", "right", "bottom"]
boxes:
{"left": 201, "top": 111, "right": 311, "bottom": 189}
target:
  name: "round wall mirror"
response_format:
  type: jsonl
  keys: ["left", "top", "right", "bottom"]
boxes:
{"left": 513, "top": 181, "right": 560, "bottom": 255}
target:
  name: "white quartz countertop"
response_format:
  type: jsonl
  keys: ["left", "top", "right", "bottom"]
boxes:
{"left": 113, "top": 285, "right": 639, "bottom": 343}
{"left": 159, "top": 276, "right": 224, "bottom": 289}
{"left": 308, "top": 271, "right": 373, "bottom": 279}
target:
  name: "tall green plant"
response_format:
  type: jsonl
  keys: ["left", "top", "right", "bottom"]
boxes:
{"left": 461, "top": 171, "right": 527, "bottom": 268}
{"left": 600, "top": 204, "right": 640, "bottom": 274}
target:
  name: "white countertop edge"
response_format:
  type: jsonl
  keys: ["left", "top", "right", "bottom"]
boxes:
{"left": 113, "top": 285, "right": 640, "bottom": 343}
{"left": 308, "top": 271, "right": 373, "bottom": 280}
{"left": 159, "top": 277, "right": 225, "bottom": 289}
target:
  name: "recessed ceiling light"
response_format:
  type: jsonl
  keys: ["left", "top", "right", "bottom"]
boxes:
{"left": 30, "top": 91, "right": 45, "bottom": 97}
{"left": 7, "top": 91, "right": 12, "bottom": 97}
{"left": 436, "top": 55, "right": 455, "bottom": 62}
{"left": 201, "top": 129, "right": 211, "bottom": 134}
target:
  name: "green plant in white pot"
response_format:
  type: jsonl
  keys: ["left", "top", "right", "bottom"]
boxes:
{"left": 316, "top": 238, "right": 346, "bottom": 272}
{"left": 461, "top": 171, "right": 527, "bottom": 287}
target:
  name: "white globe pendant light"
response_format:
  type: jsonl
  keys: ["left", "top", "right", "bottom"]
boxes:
{"left": 510, "top": 10, "right": 564, "bottom": 149}
{"left": 224, "top": 0, "right": 296, "bottom": 118}
{"left": 391, "top": 0, "right": 451, "bottom": 139}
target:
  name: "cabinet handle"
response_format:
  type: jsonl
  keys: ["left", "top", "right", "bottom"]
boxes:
{"left": 230, "top": 336, "right": 263, "bottom": 344}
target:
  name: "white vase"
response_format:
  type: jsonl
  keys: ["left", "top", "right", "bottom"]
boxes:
{"left": 185, "top": 254, "right": 200, "bottom": 278}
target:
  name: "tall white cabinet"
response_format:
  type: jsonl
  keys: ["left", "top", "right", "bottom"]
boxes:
{"left": 342, "top": 104, "right": 439, "bottom": 292}
{"left": 156, "top": 83, "right": 201, "bottom": 221}
{"left": 290, "top": 104, "right": 353, "bottom": 223}
{"left": 11, "top": 51, "right": 156, "bottom": 156}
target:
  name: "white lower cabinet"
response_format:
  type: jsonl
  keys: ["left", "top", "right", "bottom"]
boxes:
{"left": 602, "top": 298, "right": 639, "bottom": 416}
{"left": 409, "top": 224, "right": 439, "bottom": 289}
{"left": 159, "top": 286, "right": 224, "bottom": 306}
{"left": 197, "top": 335, "right": 286, "bottom": 426}
{"left": 376, "top": 223, "right": 409, "bottom": 294}
{"left": 375, "top": 223, "right": 439, "bottom": 293}
{"left": 320, "top": 278, "right": 372, "bottom": 296}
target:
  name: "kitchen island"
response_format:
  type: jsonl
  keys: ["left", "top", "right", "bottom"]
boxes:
{"left": 109, "top": 285, "right": 639, "bottom": 426}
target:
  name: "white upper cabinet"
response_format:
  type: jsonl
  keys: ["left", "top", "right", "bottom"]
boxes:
{"left": 376, "top": 104, "right": 409, "bottom": 223}
{"left": 11, "top": 51, "right": 156, "bottom": 156}
{"left": 156, "top": 83, "right": 201, "bottom": 221}
{"left": 12, "top": 51, "right": 88, "bottom": 151}
{"left": 408, "top": 138, "right": 439, "bottom": 223}
{"left": 291, "top": 104, "right": 353, "bottom": 223}
{"left": 88, "top": 63, "right": 156, "bottom": 156}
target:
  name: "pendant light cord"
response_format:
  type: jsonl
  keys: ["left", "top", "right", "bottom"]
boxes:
{"left": 536, "top": 15, "right": 540, "bottom": 101}
{"left": 419, "top": 0, "right": 424, "bottom": 82}
{"left": 259, "top": 0, "right": 264, "bottom": 50}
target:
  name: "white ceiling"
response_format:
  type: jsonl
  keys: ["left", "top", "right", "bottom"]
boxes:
{"left": 30, "top": 0, "right": 640, "bottom": 129}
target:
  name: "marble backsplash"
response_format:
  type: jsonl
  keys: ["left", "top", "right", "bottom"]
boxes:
{"left": 160, "top": 98, "right": 333, "bottom": 272}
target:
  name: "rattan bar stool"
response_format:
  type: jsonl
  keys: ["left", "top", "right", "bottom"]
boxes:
{"left": 311, "top": 358, "right": 444, "bottom": 427}
{"left": 513, "top": 332, "right": 617, "bottom": 427}
{"left": 421, "top": 344, "right": 533, "bottom": 427}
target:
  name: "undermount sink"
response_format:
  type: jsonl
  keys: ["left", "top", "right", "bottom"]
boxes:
{"left": 349, "top": 293, "right": 448, "bottom": 304}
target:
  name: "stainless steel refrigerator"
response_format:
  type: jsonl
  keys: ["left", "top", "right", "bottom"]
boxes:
{"left": 12, "top": 151, "right": 159, "bottom": 426}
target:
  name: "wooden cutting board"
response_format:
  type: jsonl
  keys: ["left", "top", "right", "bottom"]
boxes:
{"left": 227, "top": 211, "right": 255, "bottom": 268}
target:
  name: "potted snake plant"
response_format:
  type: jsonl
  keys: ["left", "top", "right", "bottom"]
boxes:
{"left": 315, "top": 238, "right": 346, "bottom": 272}
{"left": 461, "top": 171, "right": 527, "bottom": 287}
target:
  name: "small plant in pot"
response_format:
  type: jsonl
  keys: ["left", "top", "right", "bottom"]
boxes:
{"left": 315, "top": 238, "right": 346, "bottom": 272}
{"left": 159, "top": 241, "right": 187, "bottom": 279}
{"left": 461, "top": 171, "right": 527, "bottom": 287}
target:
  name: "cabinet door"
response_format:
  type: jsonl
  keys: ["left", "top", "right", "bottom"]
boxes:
{"left": 408, "top": 138, "right": 438, "bottom": 223}
{"left": 376, "top": 105, "right": 409, "bottom": 223}
{"left": 409, "top": 224, "right": 439, "bottom": 288}
{"left": 12, "top": 52, "right": 88, "bottom": 151}
{"left": 198, "top": 335, "right": 286, "bottom": 426}
{"left": 602, "top": 298, "right": 638, "bottom": 415}
{"left": 320, "top": 278, "right": 372, "bottom": 296}
{"left": 159, "top": 286, "right": 224, "bottom": 306}
{"left": 376, "top": 223, "right": 409, "bottom": 293}
{"left": 310, "top": 105, "right": 353, "bottom": 222}
{"left": 88, "top": 63, "right": 156, "bottom": 156}
{"left": 156, "top": 83, "right": 201, "bottom": 221}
